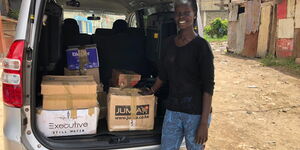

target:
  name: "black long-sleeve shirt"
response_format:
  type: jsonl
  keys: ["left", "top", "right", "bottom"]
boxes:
{"left": 158, "top": 35, "right": 215, "bottom": 115}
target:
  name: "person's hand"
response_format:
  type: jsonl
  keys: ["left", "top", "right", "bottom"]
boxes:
{"left": 138, "top": 87, "right": 154, "bottom": 95}
{"left": 195, "top": 123, "right": 208, "bottom": 145}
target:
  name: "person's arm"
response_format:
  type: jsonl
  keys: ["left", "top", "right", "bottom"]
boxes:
{"left": 140, "top": 37, "right": 170, "bottom": 95}
{"left": 195, "top": 40, "right": 215, "bottom": 145}
{"left": 196, "top": 92, "right": 212, "bottom": 144}
{"left": 139, "top": 77, "right": 164, "bottom": 95}
{"left": 151, "top": 77, "right": 164, "bottom": 93}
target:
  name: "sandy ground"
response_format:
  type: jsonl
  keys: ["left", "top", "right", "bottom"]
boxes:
{"left": 205, "top": 42, "right": 300, "bottom": 150}
{"left": 0, "top": 42, "right": 300, "bottom": 149}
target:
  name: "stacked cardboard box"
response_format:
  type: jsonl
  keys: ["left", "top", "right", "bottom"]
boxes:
{"left": 107, "top": 88, "right": 156, "bottom": 131}
{"left": 111, "top": 69, "right": 141, "bottom": 88}
{"left": 64, "top": 44, "right": 106, "bottom": 118}
{"left": 66, "top": 45, "right": 99, "bottom": 70}
{"left": 64, "top": 44, "right": 102, "bottom": 89}
{"left": 37, "top": 75, "right": 99, "bottom": 137}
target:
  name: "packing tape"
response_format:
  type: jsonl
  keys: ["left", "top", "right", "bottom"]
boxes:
{"left": 36, "top": 109, "right": 42, "bottom": 115}
{"left": 43, "top": 94, "right": 97, "bottom": 101}
{"left": 78, "top": 48, "right": 88, "bottom": 74}
{"left": 130, "top": 95, "right": 137, "bottom": 119}
{"left": 62, "top": 82, "right": 73, "bottom": 111}
{"left": 130, "top": 93, "right": 137, "bottom": 129}
{"left": 71, "top": 109, "right": 77, "bottom": 119}
{"left": 119, "top": 88, "right": 139, "bottom": 95}
{"left": 43, "top": 75, "right": 94, "bottom": 82}
{"left": 88, "top": 107, "right": 95, "bottom": 116}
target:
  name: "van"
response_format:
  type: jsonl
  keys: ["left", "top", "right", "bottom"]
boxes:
{"left": 2, "top": 0, "right": 203, "bottom": 149}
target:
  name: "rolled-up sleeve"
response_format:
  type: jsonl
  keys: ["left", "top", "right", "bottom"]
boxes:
{"left": 199, "top": 40, "right": 215, "bottom": 95}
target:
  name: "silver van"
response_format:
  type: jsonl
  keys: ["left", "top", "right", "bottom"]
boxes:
{"left": 2, "top": 0, "right": 203, "bottom": 149}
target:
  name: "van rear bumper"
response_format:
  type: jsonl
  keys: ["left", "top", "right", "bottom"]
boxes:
{"left": 3, "top": 105, "right": 26, "bottom": 150}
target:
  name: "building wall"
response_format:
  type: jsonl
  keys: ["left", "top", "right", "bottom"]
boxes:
{"left": 199, "top": 0, "right": 229, "bottom": 27}
{"left": 276, "top": 0, "right": 299, "bottom": 58}
{"left": 201, "top": 0, "right": 229, "bottom": 11}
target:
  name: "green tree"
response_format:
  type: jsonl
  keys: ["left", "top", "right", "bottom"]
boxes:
{"left": 204, "top": 18, "right": 228, "bottom": 38}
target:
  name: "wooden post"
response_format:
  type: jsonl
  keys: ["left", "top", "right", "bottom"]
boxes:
{"left": 1, "top": 0, "right": 9, "bottom": 16}
{"left": 0, "top": 15, "right": 7, "bottom": 55}
{"left": 268, "top": 5, "right": 277, "bottom": 56}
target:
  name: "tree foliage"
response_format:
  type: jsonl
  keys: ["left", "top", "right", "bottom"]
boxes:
{"left": 204, "top": 18, "right": 228, "bottom": 38}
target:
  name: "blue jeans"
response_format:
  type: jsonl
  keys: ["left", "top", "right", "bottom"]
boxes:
{"left": 161, "top": 109, "right": 212, "bottom": 150}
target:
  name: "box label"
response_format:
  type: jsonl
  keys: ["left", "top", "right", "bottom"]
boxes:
{"left": 37, "top": 107, "right": 99, "bottom": 137}
{"left": 114, "top": 105, "right": 150, "bottom": 120}
{"left": 66, "top": 47, "right": 99, "bottom": 70}
{"left": 129, "top": 120, "right": 137, "bottom": 129}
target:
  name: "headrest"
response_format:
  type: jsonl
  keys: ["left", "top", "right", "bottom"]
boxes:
{"left": 63, "top": 18, "right": 80, "bottom": 35}
{"left": 112, "top": 19, "right": 128, "bottom": 33}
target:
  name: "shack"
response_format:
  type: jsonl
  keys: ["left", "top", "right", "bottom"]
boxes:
{"left": 227, "top": 0, "right": 300, "bottom": 62}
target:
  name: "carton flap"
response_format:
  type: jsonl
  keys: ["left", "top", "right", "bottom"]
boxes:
{"left": 109, "top": 87, "right": 154, "bottom": 97}
{"left": 41, "top": 75, "right": 97, "bottom": 95}
{"left": 42, "top": 75, "right": 95, "bottom": 82}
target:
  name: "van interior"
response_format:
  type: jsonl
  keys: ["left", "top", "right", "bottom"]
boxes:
{"left": 32, "top": 0, "right": 183, "bottom": 149}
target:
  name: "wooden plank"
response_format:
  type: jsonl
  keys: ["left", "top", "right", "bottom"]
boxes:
{"left": 0, "top": 16, "right": 7, "bottom": 55}
{"left": 1, "top": 16, "right": 18, "bottom": 23}
{"left": 295, "top": 0, "right": 300, "bottom": 28}
{"left": 227, "top": 21, "right": 238, "bottom": 51}
{"left": 1, "top": 0, "right": 10, "bottom": 16}
{"left": 276, "top": 38, "right": 294, "bottom": 58}
{"left": 268, "top": 5, "right": 277, "bottom": 56}
{"left": 242, "top": 32, "right": 259, "bottom": 57}
{"left": 287, "top": 0, "right": 296, "bottom": 18}
{"left": 228, "top": 3, "right": 239, "bottom": 21}
{"left": 236, "top": 13, "right": 246, "bottom": 54}
{"left": 245, "top": 0, "right": 261, "bottom": 34}
{"left": 277, "top": 0, "right": 287, "bottom": 19}
{"left": 294, "top": 29, "right": 300, "bottom": 57}
{"left": 257, "top": 5, "right": 272, "bottom": 57}
{"left": 277, "top": 18, "right": 294, "bottom": 38}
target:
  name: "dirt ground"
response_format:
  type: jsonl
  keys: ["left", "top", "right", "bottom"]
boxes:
{"left": 0, "top": 42, "right": 300, "bottom": 150}
{"left": 205, "top": 42, "right": 300, "bottom": 150}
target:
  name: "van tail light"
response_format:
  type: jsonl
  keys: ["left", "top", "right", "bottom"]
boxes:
{"left": 2, "top": 40, "right": 25, "bottom": 108}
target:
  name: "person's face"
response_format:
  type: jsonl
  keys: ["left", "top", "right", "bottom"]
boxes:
{"left": 175, "top": 4, "right": 196, "bottom": 30}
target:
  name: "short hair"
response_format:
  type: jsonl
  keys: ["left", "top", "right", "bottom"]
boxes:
{"left": 174, "top": 0, "right": 198, "bottom": 14}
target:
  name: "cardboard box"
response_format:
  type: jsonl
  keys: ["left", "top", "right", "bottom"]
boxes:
{"left": 41, "top": 76, "right": 98, "bottom": 110}
{"left": 66, "top": 45, "right": 99, "bottom": 70}
{"left": 36, "top": 106, "right": 99, "bottom": 137}
{"left": 64, "top": 68, "right": 102, "bottom": 90}
{"left": 111, "top": 69, "right": 141, "bottom": 88}
{"left": 107, "top": 88, "right": 156, "bottom": 131}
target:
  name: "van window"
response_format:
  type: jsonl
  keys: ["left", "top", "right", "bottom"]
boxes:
{"left": 63, "top": 10, "right": 126, "bottom": 34}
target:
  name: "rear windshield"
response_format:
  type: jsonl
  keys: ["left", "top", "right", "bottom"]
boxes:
{"left": 63, "top": 10, "right": 126, "bottom": 34}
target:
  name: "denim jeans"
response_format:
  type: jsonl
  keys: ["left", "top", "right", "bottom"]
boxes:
{"left": 161, "top": 109, "right": 212, "bottom": 150}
